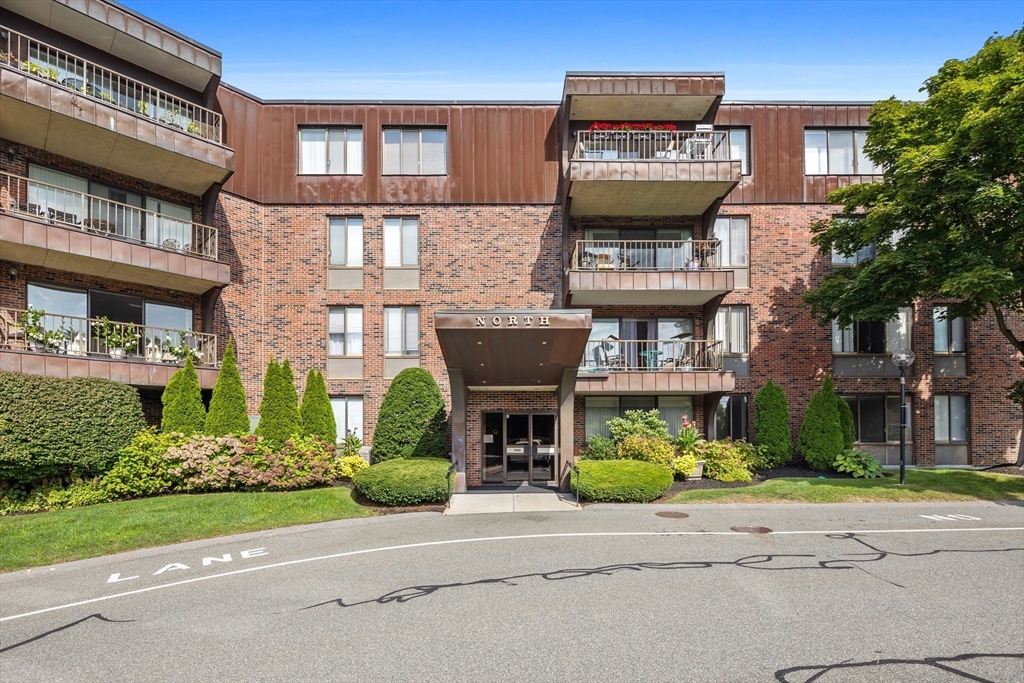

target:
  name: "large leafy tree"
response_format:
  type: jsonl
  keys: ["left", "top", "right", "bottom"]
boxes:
{"left": 803, "top": 31, "right": 1024, "bottom": 465}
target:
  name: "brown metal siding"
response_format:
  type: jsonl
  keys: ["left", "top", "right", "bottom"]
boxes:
{"left": 563, "top": 75, "right": 725, "bottom": 97}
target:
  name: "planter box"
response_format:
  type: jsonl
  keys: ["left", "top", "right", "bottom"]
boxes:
{"left": 687, "top": 460, "right": 705, "bottom": 480}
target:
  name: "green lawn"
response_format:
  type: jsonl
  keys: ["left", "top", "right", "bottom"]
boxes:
{"left": 667, "top": 470, "right": 1024, "bottom": 504}
{"left": 0, "top": 487, "right": 373, "bottom": 572}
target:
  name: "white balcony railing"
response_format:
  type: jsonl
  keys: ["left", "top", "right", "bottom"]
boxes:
{"left": 0, "top": 307, "right": 217, "bottom": 366}
{"left": 570, "top": 239, "right": 723, "bottom": 271}
{"left": 572, "top": 130, "right": 732, "bottom": 162}
{"left": 0, "top": 172, "right": 218, "bottom": 260}
{"left": 581, "top": 339, "right": 724, "bottom": 372}
{"left": 0, "top": 25, "right": 223, "bottom": 144}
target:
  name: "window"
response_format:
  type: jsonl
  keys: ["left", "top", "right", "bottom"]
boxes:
{"left": 27, "top": 283, "right": 87, "bottom": 318}
{"left": 714, "top": 306, "right": 748, "bottom": 355}
{"left": 384, "top": 217, "right": 419, "bottom": 267}
{"left": 805, "top": 130, "right": 881, "bottom": 175}
{"left": 330, "top": 397, "right": 364, "bottom": 442}
{"left": 832, "top": 243, "right": 876, "bottom": 265}
{"left": 933, "top": 307, "right": 966, "bottom": 354}
{"left": 842, "top": 395, "right": 911, "bottom": 443}
{"left": 935, "top": 395, "right": 968, "bottom": 443}
{"left": 584, "top": 396, "right": 694, "bottom": 440}
{"left": 328, "top": 307, "right": 363, "bottom": 356}
{"left": 709, "top": 216, "right": 749, "bottom": 267}
{"left": 723, "top": 128, "right": 750, "bottom": 175}
{"left": 328, "top": 218, "right": 363, "bottom": 267}
{"left": 299, "top": 127, "right": 363, "bottom": 175}
{"left": 832, "top": 308, "right": 912, "bottom": 354}
{"left": 385, "top": 307, "right": 419, "bottom": 356}
{"left": 713, "top": 395, "right": 749, "bottom": 440}
{"left": 383, "top": 128, "right": 447, "bottom": 175}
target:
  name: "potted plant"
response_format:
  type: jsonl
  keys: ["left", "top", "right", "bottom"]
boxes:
{"left": 45, "top": 325, "right": 69, "bottom": 353}
{"left": 23, "top": 307, "right": 48, "bottom": 352}
{"left": 164, "top": 335, "right": 203, "bottom": 364}
{"left": 92, "top": 317, "right": 141, "bottom": 359}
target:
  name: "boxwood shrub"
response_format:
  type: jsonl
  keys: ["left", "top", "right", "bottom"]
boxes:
{"left": 0, "top": 371, "right": 145, "bottom": 486}
{"left": 352, "top": 458, "right": 452, "bottom": 506}
{"left": 570, "top": 459, "right": 673, "bottom": 503}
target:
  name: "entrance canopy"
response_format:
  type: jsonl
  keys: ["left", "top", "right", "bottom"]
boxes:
{"left": 435, "top": 310, "right": 592, "bottom": 390}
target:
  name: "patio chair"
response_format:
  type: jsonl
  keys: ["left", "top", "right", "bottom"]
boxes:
{"left": 0, "top": 309, "right": 26, "bottom": 350}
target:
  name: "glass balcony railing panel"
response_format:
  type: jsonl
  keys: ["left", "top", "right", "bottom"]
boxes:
{"left": 570, "top": 240, "right": 723, "bottom": 271}
{"left": 572, "top": 131, "right": 733, "bottom": 162}
{"left": 580, "top": 339, "right": 724, "bottom": 372}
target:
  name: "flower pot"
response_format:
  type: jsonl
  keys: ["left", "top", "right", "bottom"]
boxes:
{"left": 687, "top": 460, "right": 705, "bottom": 480}
{"left": 28, "top": 340, "right": 45, "bottom": 352}
{"left": 108, "top": 347, "right": 125, "bottom": 360}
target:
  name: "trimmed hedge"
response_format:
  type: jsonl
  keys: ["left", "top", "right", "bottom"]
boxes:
{"left": 0, "top": 371, "right": 145, "bottom": 485}
{"left": 799, "top": 376, "right": 845, "bottom": 471}
{"left": 753, "top": 379, "right": 792, "bottom": 468}
{"left": 570, "top": 460, "right": 673, "bottom": 503}
{"left": 161, "top": 355, "right": 205, "bottom": 435}
{"left": 372, "top": 368, "right": 448, "bottom": 462}
{"left": 205, "top": 338, "right": 250, "bottom": 437}
{"left": 352, "top": 458, "right": 452, "bottom": 506}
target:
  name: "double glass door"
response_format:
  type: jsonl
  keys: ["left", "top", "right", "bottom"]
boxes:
{"left": 482, "top": 413, "right": 556, "bottom": 485}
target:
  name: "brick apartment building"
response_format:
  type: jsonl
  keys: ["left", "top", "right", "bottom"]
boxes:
{"left": 1, "top": 0, "right": 1020, "bottom": 491}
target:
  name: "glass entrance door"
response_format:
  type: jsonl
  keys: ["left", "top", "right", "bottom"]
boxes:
{"left": 505, "top": 414, "right": 531, "bottom": 483}
{"left": 481, "top": 413, "right": 557, "bottom": 485}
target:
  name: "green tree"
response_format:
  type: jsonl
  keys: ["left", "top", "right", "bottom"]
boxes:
{"left": 753, "top": 379, "right": 792, "bottom": 467}
{"left": 373, "top": 367, "right": 448, "bottom": 462}
{"left": 802, "top": 31, "right": 1024, "bottom": 464}
{"left": 798, "top": 376, "right": 844, "bottom": 471}
{"left": 300, "top": 368, "right": 336, "bottom": 445}
{"left": 255, "top": 358, "right": 300, "bottom": 450}
{"left": 836, "top": 395, "right": 856, "bottom": 451}
{"left": 161, "top": 355, "right": 205, "bottom": 435}
{"left": 204, "top": 338, "right": 250, "bottom": 437}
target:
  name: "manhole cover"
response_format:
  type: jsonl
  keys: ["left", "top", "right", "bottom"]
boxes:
{"left": 731, "top": 525, "right": 772, "bottom": 534}
{"left": 655, "top": 511, "right": 689, "bottom": 519}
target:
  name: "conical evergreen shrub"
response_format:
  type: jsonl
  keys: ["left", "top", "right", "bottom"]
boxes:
{"left": 753, "top": 379, "right": 792, "bottom": 468}
{"left": 204, "top": 338, "right": 250, "bottom": 436}
{"left": 161, "top": 354, "right": 205, "bottom": 435}
{"left": 300, "top": 368, "right": 336, "bottom": 445}
{"left": 255, "top": 358, "right": 300, "bottom": 450}
{"left": 373, "top": 367, "right": 448, "bottom": 462}
{"left": 836, "top": 394, "right": 856, "bottom": 451}
{"left": 798, "top": 375, "right": 844, "bottom": 471}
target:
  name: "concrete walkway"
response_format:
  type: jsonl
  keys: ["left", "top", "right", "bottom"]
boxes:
{"left": 445, "top": 485, "right": 581, "bottom": 515}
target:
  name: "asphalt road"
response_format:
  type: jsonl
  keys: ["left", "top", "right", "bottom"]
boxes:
{"left": 2, "top": 501, "right": 1023, "bottom": 682}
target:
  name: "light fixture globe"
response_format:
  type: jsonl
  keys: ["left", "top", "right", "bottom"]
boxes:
{"left": 891, "top": 348, "right": 916, "bottom": 368}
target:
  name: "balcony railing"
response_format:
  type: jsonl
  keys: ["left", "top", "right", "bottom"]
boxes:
{"left": 581, "top": 339, "right": 724, "bottom": 372}
{"left": 570, "top": 239, "right": 722, "bottom": 271}
{"left": 0, "top": 172, "right": 218, "bottom": 260}
{"left": 572, "top": 130, "right": 732, "bottom": 162}
{"left": 0, "top": 25, "right": 223, "bottom": 144}
{"left": 0, "top": 307, "right": 217, "bottom": 366}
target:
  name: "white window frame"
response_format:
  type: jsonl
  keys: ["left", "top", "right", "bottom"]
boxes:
{"left": 714, "top": 306, "right": 749, "bottom": 355}
{"left": 330, "top": 396, "right": 364, "bottom": 442}
{"left": 382, "top": 128, "right": 448, "bottom": 175}
{"left": 934, "top": 395, "right": 968, "bottom": 443}
{"left": 933, "top": 306, "right": 967, "bottom": 354}
{"left": 328, "top": 306, "right": 363, "bottom": 357}
{"left": 384, "top": 217, "right": 419, "bottom": 267}
{"left": 298, "top": 127, "right": 363, "bottom": 175}
{"left": 328, "top": 217, "right": 363, "bottom": 267}
{"left": 384, "top": 306, "right": 420, "bottom": 357}
{"left": 805, "top": 129, "right": 881, "bottom": 175}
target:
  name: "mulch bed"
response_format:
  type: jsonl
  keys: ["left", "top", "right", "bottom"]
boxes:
{"left": 982, "top": 464, "right": 1024, "bottom": 477}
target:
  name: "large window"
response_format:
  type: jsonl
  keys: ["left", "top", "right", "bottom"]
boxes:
{"left": 805, "top": 130, "right": 882, "bottom": 175}
{"left": 26, "top": 283, "right": 87, "bottom": 318}
{"left": 384, "top": 217, "right": 419, "bottom": 267}
{"left": 714, "top": 306, "right": 748, "bottom": 355}
{"left": 713, "top": 395, "right": 749, "bottom": 441}
{"left": 584, "top": 396, "right": 694, "bottom": 440}
{"left": 382, "top": 128, "right": 447, "bottom": 175}
{"left": 27, "top": 283, "right": 191, "bottom": 329}
{"left": 709, "top": 216, "right": 749, "bottom": 268}
{"left": 933, "top": 306, "right": 966, "bottom": 354}
{"left": 934, "top": 395, "right": 968, "bottom": 443}
{"left": 328, "top": 217, "right": 363, "bottom": 267}
{"left": 842, "top": 395, "right": 911, "bottom": 443}
{"left": 723, "top": 128, "right": 750, "bottom": 175}
{"left": 330, "top": 397, "right": 364, "bottom": 442}
{"left": 385, "top": 307, "right": 419, "bottom": 356}
{"left": 328, "top": 307, "right": 363, "bottom": 356}
{"left": 299, "top": 127, "right": 363, "bottom": 175}
{"left": 583, "top": 318, "right": 694, "bottom": 369}
{"left": 832, "top": 308, "right": 912, "bottom": 354}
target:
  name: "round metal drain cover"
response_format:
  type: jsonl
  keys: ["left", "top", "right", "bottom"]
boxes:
{"left": 655, "top": 511, "right": 689, "bottom": 519}
{"left": 731, "top": 525, "right": 772, "bottom": 534}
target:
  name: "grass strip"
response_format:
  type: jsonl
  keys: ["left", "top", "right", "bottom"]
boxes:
{"left": 0, "top": 487, "right": 373, "bottom": 572}
{"left": 667, "top": 470, "right": 1024, "bottom": 504}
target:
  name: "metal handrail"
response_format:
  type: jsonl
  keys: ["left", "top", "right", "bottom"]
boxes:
{"left": 570, "top": 463, "right": 581, "bottom": 507}
{"left": 581, "top": 339, "right": 725, "bottom": 372}
{"left": 1, "top": 306, "right": 218, "bottom": 366}
{"left": 446, "top": 455, "right": 457, "bottom": 508}
{"left": 0, "top": 24, "right": 223, "bottom": 144}
{"left": 573, "top": 130, "right": 732, "bottom": 161}
{"left": 0, "top": 171, "right": 218, "bottom": 260}
{"left": 570, "top": 239, "right": 723, "bottom": 271}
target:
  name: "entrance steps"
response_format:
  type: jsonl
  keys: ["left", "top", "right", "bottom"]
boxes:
{"left": 445, "top": 485, "right": 581, "bottom": 515}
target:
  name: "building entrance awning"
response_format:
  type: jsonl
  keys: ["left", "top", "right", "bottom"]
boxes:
{"left": 434, "top": 310, "right": 592, "bottom": 390}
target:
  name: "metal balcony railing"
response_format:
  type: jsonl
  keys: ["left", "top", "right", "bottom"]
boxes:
{"left": 570, "top": 239, "right": 723, "bottom": 271}
{"left": 572, "top": 130, "right": 732, "bottom": 161}
{"left": 0, "top": 25, "right": 223, "bottom": 144}
{"left": 0, "top": 172, "right": 218, "bottom": 260}
{"left": 0, "top": 307, "right": 217, "bottom": 366}
{"left": 581, "top": 339, "right": 724, "bottom": 372}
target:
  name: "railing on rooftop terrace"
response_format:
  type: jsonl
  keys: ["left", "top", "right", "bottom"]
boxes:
{"left": 572, "top": 130, "right": 732, "bottom": 162}
{"left": 0, "top": 172, "right": 218, "bottom": 260}
{"left": 0, "top": 25, "right": 223, "bottom": 144}
{"left": 581, "top": 339, "right": 724, "bottom": 372}
{"left": 570, "top": 239, "right": 723, "bottom": 271}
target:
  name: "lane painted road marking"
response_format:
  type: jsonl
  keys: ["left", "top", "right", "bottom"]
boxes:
{"left": 919, "top": 514, "right": 982, "bottom": 521}
{"left": 2, "top": 526, "right": 1021, "bottom": 624}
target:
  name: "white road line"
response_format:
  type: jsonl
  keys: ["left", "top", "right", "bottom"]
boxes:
{"left": 2, "top": 526, "right": 1022, "bottom": 623}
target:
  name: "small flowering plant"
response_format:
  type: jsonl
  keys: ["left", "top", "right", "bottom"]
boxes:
{"left": 23, "top": 306, "right": 48, "bottom": 344}
{"left": 674, "top": 415, "right": 706, "bottom": 454}
{"left": 588, "top": 122, "right": 677, "bottom": 132}
{"left": 92, "top": 316, "right": 141, "bottom": 350}
{"left": 164, "top": 335, "right": 203, "bottom": 363}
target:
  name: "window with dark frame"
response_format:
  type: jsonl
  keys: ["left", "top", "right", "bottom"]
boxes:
{"left": 933, "top": 306, "right": 967, "bottom": 354}
{"left": 713, "top": 395, "right": 749, "bottom": 441}
{"left": 382, "top": 128, "right": 447, "bottom": 175}
{"left": 298, "top": 127, "right": 363, "bottom": 175}
{"left": 934, "top": 395, "right": 968, "bottom": 443}
{"left": 832, "top": 308, "right": 912, "bottom": 354}
{"left": 805, "top": 129, "right": 882, "bottom": 175}
{"left": 841, "top": 395, "right": 912, "bottom": 443}
{"left": 583, "top": 396, "right": 694, "bottom": 440}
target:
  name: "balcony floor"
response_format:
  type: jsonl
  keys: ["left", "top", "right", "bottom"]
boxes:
{"left": 0, "top": 349, "right": 218, "bottom": 389}
{"left": 576, "top": 370, "right": 735, "bottom": 395}
{"left": 568, "top": 269, "right": 733, "bottom": 306}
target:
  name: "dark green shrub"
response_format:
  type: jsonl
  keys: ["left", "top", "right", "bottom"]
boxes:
{"left": 834, "top": 449, "right": 883, "bottom": 478}
{"left": 570, "top": 460, "right": 673, "bottom": 503}
{"left": 694, "top": 439, "right": 756, "bottom": 482}
{"left": 204, "top": 338, "right": 250, "bottom": 437}
{"left": 798, "top": 376, "right": 845, "bottom": 471}
{"left": 255, "top": 359, "right": 300, "bottom": 451}
{"left": 753, "top": 379, "right": 792, "bottom": 468}
{"left": 1, "top": 479, "right": 112, "bottom": 514}
{"left": 373, "top": 368, "right": 448, "bottom": 462}
{"left": 352, "top": 458, "right": 452, "bottom": 506}
{"left": 607, "top": 409, "right": 670, "bottom": 443}
{"left": 103, "top": 428, "right": 189, "bottom": 498}
{"left": 837, "top": 396, "right": 856, "bottom": 451}
{"left": 161, "top": 355, "right": 206, "bottom": 435}
{"left": 582, "top": 435, "right": 617, "bottom": 460}
{"left": 300, "top": 368, "right": 336, "bottom": 445}
{"left": 617, "top": 435, "right": 675, "bottom": 466}
{"left": 0, "top": 372, "right": 144, "bottom": 485}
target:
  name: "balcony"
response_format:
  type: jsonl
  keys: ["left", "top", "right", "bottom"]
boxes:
{"left": 0, "top": 25, "right": 233, "bottom": 195}
{"left": 0, "top": 306, "right": 219, "bottom": 389}
{"left": 1, "top": 171, "right": 230, "bottom": 293}
{"left": 575, "top": 339, "right": 735, "bottom": 395}
{"left": 566, "top": 130, "right": 740, "bottom": 216}
{"left": 567, "top": 239, "right": 734, "bottom": 305}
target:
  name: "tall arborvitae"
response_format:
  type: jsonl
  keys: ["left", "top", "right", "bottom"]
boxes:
{"left": 255, "top": 358, "right": 300, "bottom": 450}
{"left": 161, "top": 354, "right": 206, "bottom": 435}
{"left": 753, "top": 379, "right": 792, "bottom": 468}
{"left": 798, "top": 375, "right": 844, "bottom": 471}
{"left": 204, "top": 338, "right": 250, "bottom": 436}
{"left": 300, "top": 368, "right": 336, "bottom": 445}
{"left": 836, "top": 394, "right": 856, "bottom": 451}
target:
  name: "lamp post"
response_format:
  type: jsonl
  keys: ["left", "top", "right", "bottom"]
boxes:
{"left": 890, "top": 349, "right": 915, "bottom": 485}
